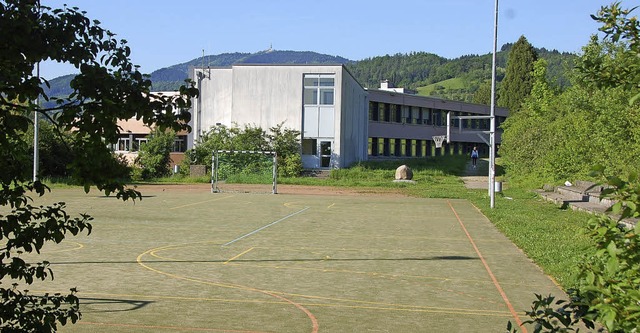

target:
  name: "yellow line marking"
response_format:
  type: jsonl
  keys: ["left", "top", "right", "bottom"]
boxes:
{"left": 170, "top": 195, "right": 234, "bottom": 210}
{"left": 302, "top": 302, "right": 511, "bottom": 317}
{"left": 137, "top": 248, "right": 510, "bottom": 317}
{"left": 224, "top": 247, "right": 254, "bottom": 265}
{"left": 327, "top": 203, "right": 336, "bottom": 209}
{"left": 138, "top": 246, "right": 320, "bottom": 333}
{"left": 42, "top": 241, "right": 84, "bottom": 253}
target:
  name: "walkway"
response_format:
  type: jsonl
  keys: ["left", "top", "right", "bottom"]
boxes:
{"left": 460, "top": 158, "right": 490, "bottom": 190}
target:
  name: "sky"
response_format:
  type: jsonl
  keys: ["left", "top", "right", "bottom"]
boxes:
{"left": 39, "top": 0, "right": 616, "bottom": 79}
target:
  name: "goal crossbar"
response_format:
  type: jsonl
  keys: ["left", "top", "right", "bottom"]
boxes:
{"left": 211, "top": 149, "right": 278, "bottom": 194}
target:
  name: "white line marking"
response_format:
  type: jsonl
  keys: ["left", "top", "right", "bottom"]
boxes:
{"left": 222, "top": 207, "right": 310, "bottom": 246}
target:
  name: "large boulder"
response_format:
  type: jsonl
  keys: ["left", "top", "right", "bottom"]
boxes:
{"left": 395, "top": 165, "right": 413, "bottom": 180}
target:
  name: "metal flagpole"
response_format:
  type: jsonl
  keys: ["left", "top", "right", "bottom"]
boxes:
{"left": 489, "top": 0, "right": 499, "bottom": 208}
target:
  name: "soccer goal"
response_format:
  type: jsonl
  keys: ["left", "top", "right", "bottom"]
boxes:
{"left": 211, "top": 150, "right": 278, "bottom": 194}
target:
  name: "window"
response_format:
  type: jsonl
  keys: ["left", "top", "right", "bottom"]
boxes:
{"left": 132, "top": 138, "right": 147, "bottom": 152}
{"left": 303, "top": 75, "right": 334, "bottom": 106}
{"left": 173, "top": 136, "right": 187, "bottom": 152}
{"left": 369, "top": 102, "right": 379, "bottom": 121}
{"left": 302, "top": 139, "right": 317, "bottom": 155}
{"left": 117, "top": 138, "right": 130, "bottom": 151}
{"left": 394, "top": 105, "right": 401, "bottom": 123}
{"left": 383, "top": 103, "right": 391, "bottom": 122}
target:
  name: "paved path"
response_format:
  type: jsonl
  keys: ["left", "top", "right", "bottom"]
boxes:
{"left": 461, "top": 158, "right": 491, "bottom": 190}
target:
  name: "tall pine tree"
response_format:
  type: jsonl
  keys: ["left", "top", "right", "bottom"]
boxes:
{"left": 498, "top": 35, "right": 538, "bottom": 113}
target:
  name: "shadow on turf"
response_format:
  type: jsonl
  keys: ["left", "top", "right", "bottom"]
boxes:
{"left": 50, "top": 255, "right": 477, "bottom": 265}
{"left": 79, "top": 297, "right": 153, "bottom": 313}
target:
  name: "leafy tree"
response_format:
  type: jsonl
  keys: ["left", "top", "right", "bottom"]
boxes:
{"left": 0, "top": 1, "right": 198, "bottom": 331}
{"left": 181, "top": 123, "right": 302, "bottom": 178}
{"left": 268, "top": 123, "right": 302, "bottom": 177}
{"left": 498, "top": 35, "right": 538, "bottom": 113}
{"left": 20, "top": 120, "right": 75, "bottom": 178}
{"left": 472, "top": 81, "right": 494, "bottom": 105}
{"left": 501, "top": 80, "right": 640, "bottom": 186}
{"left": 135, "top": 129, "right": 177, "bottom": 179}
{"left": 523, "top": 59, "right": 558, "bottom": 115}
{"left": 577, "top": 2, "right": 640, "bottom": 104}
{"left": 506, "top": 4, "right": 640, "bottom": 332}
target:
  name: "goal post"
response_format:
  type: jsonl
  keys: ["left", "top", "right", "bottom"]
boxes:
{"left": 211, "top": 150, "right": 278, "bottom": 194}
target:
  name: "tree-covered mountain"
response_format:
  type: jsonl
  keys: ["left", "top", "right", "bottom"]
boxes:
{"left": 348, "top": 44, "right": 575, "bottom": 103}
{"left": 43, "top": 46, "right": 575, "bottom": 103}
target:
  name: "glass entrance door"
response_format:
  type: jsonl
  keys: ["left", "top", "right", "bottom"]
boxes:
{"left": 320, "top": 141, "right": 332, "bottom": 168}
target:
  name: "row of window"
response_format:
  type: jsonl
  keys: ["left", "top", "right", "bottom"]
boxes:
{"left": 112, "top": 135, "right": 188, "bottom": 153}
{"left": 368, "top": 137, "right": 488, "bottom": 158}
{"left": 369, "top": 102, "right": 504, "bottom": 130}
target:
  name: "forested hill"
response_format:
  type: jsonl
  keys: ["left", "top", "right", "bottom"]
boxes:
{"left": 43, "top": 46, "right": 575, "bottom": 102}
{"left": 348, "top": 44, "right": 575, "bottom": 102}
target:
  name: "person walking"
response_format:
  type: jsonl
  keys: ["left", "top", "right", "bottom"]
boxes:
{"left": 471, "top": 147, "right": 479, "bottom": 168}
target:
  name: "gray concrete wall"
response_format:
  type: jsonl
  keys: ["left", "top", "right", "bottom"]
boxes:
{"left": 191, "top": 68, "right": 233, "bottom": 145}
{"left": 338, "top": 67, "right": 368, "bottom": 167}
{"left": 230, "top": 66, "right": 305, "bottom": 130}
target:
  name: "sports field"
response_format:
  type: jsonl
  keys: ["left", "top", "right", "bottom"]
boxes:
{"left": 25, "top": 185, "right": 564, "bottom": 332}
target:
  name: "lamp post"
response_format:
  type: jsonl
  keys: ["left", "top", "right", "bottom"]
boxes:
{"left": 33, "top": 63, "right": 40, "bottom": 182}
{"left": 33, "top": 1, "right": 41, "bottom": 182}
{"left": 489, "top": 0, "right": 498, "bottom": 208}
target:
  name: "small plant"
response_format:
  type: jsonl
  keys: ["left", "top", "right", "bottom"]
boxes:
{"left": 506, "top": 294, "right": 594, "bottom": 333}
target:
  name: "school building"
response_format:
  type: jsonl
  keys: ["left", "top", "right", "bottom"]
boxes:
{"left": 113, "top": 64, "right": 508, "bottom": 170}
{"left": 189, "top": 64, "right": 508, "bottom": 170}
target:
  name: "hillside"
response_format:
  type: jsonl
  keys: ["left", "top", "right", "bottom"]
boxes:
{"left": 43, "top": 46, "right": 575, "bottom": 103}
{"left": 348, "top": 44, "right": 575, "bottom": 103}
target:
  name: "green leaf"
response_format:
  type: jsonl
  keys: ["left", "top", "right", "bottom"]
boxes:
{"left": 611, "top": 202, "right": 623, "bottom": 214}
{"left": 606, "top": 241, "right": 619, "bottom": 257}
{"left": 605, "top": 256, "right": 620, "bottom": 275}
{"left": 630, "top": 91, "right": 640, "bottom": 105}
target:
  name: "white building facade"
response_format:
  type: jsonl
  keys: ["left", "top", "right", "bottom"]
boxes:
{"left": 190, "top": 64, "right": 369, "bottom": 169}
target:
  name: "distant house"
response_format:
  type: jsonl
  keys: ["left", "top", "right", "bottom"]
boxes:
{"left": 189, "top": 64, "right": 508, "bottom": 169}
{"left": 112, "top": 92, "right": 188, "bottom": 169}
